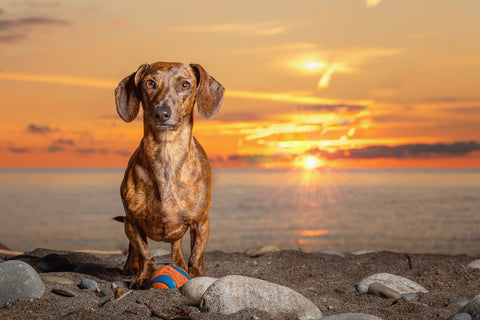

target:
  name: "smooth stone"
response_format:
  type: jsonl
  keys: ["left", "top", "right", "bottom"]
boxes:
{"left": 244, "top": 245, "right": 282, "bottom": 257}
{"left": 448, "top": 300, "right": 471, "bottom": 311}
{"left": 0, "top": 260, "right": 46, "bottom": 307}
{"left": 461, "top": 294, "right": 480, "bottom": 320}
{"left": 357, "top": 273, "right": 428, "bottom": 294}
{"left": 74, "top": 263, "right": 106, "bottom": 276}
{"left": 111, "top": 282, "right": 118, "bottom": 289}
{"left": 180, "top": 277, "right": 218, "bottom": 304}
{"left": 42, "top": 275, "right": 75, "bottom": 285}
{"left": 36, "top": 254, "right": 74, "bottom": 272}
{"left": 80, "top": 279, "right": 98, "bottom": 290}
{"left": 350, "top": 250, "right": 375, "bottom": 255}
{"left": 322, "top": 313, "right": 384, "bottom": 320}
{"left": 317, "top": 249, "right": 346, "bottom": 258}
{"left": 367, "top": 282, "right": 401, "bottom": 299}
{"left": 447, "top": 313, "right": 472, "bottom": 320}
{"left": 467, "top": 260, "right": 480, "bottom": 270}
{"left": 200, "top": 275, "right": 322, "bottom": 320}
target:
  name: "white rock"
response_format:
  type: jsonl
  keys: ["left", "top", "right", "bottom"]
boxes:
{"left": 322, "top": 313, "right": 384, "bottom": 320}
{"left": 357, "top": 273, "right": 428, "bottom": 294}
{"left": 244, "top": 245, "right": 282, "bottom": 257}
{"left": 461, "top": 294, "right": 480, "bottom": 320}
{"left": 467, "top": 260, "right": 480, "bottom": 270}
{"left": 200, "top": 275, "right": 322, "bottom": 320}
{"left": 180, "top": 276, "right": 218, "bottom": 304}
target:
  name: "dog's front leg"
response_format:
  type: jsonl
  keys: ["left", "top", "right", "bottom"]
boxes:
{"left": 171, "top": 238, "right": 188, "bottom": 272}
{"left": 188, "top": 218, "right": 210, "bottom": 277}
{"left": 124, "top": 218, "right": 155, "bottom": 289}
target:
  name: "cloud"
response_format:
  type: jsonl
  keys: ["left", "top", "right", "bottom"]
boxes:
{"left": 47, "top": 145, "right": 65, "bottom": 153}
{"left": 26, "top": 123, "right": 57, "bottom": 134}
{"left": 172, "top": 22, "right": 287, "bottom": 36}
{"left": 0, "top": 15, "right": 71, "bottom": 43}
{"left": 52, "top": 138, "right": 75, "bottom": 146}
{"left": 0, "top": 72, "right": 116, "bottom": 88}
{"left": 8, "top": 146, "right": 29, "bottom": 153}
{"left": 317, "top": 141, "right": 480, "bottom": 159}
{"left": 76, "top": 148, "right": 108, "bottom": 155}
{"left": 365, "top": 0, "right": 384, "bottom": 8}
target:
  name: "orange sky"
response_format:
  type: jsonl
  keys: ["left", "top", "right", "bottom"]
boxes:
{"left": 1, "top": 0, "right": 479, "bottom": 168}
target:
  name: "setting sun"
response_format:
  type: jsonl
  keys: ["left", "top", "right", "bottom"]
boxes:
{"left": 302, "top": 156, "right": 325, "bottom": 169}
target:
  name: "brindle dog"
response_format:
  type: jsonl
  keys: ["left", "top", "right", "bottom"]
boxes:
{"left": 114, "top": 62, "right": 224, "bottom": 289}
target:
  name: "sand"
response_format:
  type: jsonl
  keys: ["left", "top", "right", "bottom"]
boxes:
{"left": 0, "top": 247, "right": 479, "bottom": 319}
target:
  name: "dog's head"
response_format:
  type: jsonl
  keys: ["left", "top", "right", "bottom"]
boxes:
{"left": 115, "top": 62, "right": 224, "bottom": 129}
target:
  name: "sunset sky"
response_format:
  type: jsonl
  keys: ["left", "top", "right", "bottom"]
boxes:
{"left": 1, "top": 0, "right": 479, "bottom": 168}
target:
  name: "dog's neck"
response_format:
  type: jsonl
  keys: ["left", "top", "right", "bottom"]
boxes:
{"left": 141, "top": 115, "right": 194, "bottom": 180}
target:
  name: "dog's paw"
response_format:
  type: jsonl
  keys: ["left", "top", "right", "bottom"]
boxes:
{"left": 130, "top": 277, "right": 150, "bottom": 290}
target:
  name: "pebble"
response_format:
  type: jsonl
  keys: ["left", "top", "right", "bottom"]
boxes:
{"left": 367, "top": 282, "right": 401, "bottom": 299}
{"left": 80, "top": 279, "right": 98, "bottom": 290}
{"left": 200, "top": 275, "right": 322, "bottom": 320}
{"left": 180, "top": 277, "right": 218, "bottom": 304}
{"left": 350, "top": 250, "right": 375, "bottom": 255}
{"left": 357, "top": 273, "right": 428, "bottom": 295}
{"left": 460, "top": 294, "right": 480, "bottom": 320}
{"left": 317, "top": 249, "right": 346, "bottom": 258}
{"left": 97, "top": 290, "right": 109, "bottom": 298}
{"left": 448, "top": 300, "right": 471, "bottom": 311}
{"left": 36, "top": 253, "right": 74, "bottom": 272}
{"left": 0, "top": 260, "right": 46, "bottom": 307}
{"left": 321, "top": 313, "right": 384, "bottom": 320}
{"left": 244, "top": 245, "right": 282, "bottom": 257}
{"left": 467, "top": 260, "right": 480, "bottom": 270}
{"left": 447, "top": 313, "right": 472, "bottom": 320}
{"left": 111, "top": 282, "right": 118, "bottom": 289}
{"left": 51, "top": 288, "right": 76, "bottom": 297}
{"left": 42, "top": 275, "right": 75, "bottom": 285}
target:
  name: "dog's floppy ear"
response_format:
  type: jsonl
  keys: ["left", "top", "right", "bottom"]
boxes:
{"left": 190, "top": 64, "right": 225, "bottom": 120}
{"left": 115, "top": 64, "right": 149, "bottom": 122}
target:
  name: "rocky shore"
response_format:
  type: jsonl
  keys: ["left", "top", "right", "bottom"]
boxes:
{"left": 1, "top": 246, "right": 479, "bottom": 319}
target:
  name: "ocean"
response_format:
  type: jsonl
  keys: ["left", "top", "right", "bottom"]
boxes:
{"left": 0, "top": 167, "right": 479, "bottom": 255}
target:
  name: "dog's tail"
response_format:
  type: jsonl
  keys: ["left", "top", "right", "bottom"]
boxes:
{"left": 113, "top": 216, "right": 125, "bottom": 223}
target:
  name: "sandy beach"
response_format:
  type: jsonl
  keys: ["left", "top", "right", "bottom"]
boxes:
{"left": 1, "top": 247, "right": 479, "bottom": 319}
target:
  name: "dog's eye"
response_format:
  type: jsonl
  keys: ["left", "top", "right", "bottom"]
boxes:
{"left": 145, "top": 79, "right": 156, "bottom": 89}
{"left": 180, "top": 81, "right": 191, "bottom": 90}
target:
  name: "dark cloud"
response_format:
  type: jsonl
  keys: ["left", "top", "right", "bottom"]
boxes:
{"left": 76, "top": 148, "right": 108, "bottom": 155}
{"left": 47, "top": 145, "right": 64, "bottom": 153}
{"left": 115, "top": 149, "right": 131, "bottom": 157}
{"left": 26, "top": 123, "right": 56, "bottom": 134}
{"left": 0, "top": 14, "right": 71, "bottom": 44}
{"left": 8, "top": 146, "right": 29, "bottom": 153}
{"left": 52, "top": 138, "right": 75, "bottom": 146}
{"left": 314, "top": 141, "right": 480, "bottom": 160}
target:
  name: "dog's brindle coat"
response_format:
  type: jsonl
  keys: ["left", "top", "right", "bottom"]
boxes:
{"left": 115, "top": 62, "right": 224, "bottom": 289}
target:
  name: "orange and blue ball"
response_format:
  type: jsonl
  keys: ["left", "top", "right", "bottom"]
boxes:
{"left": 149, "top": 265, "right": 190, "bottom": 289}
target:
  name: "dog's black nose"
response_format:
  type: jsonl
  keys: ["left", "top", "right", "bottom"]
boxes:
{"left": 154, "top": 105, "right": 171, "bottom": 122}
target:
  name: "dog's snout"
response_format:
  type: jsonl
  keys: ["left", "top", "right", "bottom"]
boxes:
{"left": 154, "top": 105, "right": 171, "bottom": 122}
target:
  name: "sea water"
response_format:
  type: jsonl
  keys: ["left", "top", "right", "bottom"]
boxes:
{"left": 0, "top": 167, "right": 479, "bottom": 255}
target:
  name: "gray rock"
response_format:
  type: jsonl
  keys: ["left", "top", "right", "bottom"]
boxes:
{"left": 111, "top": 282, "right": 118, "bottom": 289}
{"left": 317, "top": 249, "right": 345, "bottom": 258}
{"left": 401, "top": 293, "right": 418, "bottom": 301}
{"left": 0, "top": 260, "right": 45, "bottom": 307}
{"left": 180, "top": 276, "right": 218, "bottom": 304}
{"left": 80, "top": 279, "right": 98, "bottom": 290}
{"left": 357, "top": 273, "right": 428, "bottom": 294}
{"left": 97, "top": 290, "right": 109, "bottom": 298}
{"left": 467, "top": 260, "right": 480, "bottom": 270}
{"left": 200, "top": 275, "right": 322, "bottom": 320}
{"left": 447, "top": 313, "right": 473, "bottom": 320}
{"left": 367, "top": 282, "right": 401, "bottom": 299}
{"left": 461, "top": 294, "right": 480, "bottom": 320}
{"left": 448, "top": 300, "right": 471, "bottom": 311}
{"left": 322, "top": 313, "right": 384, "bottom": 320}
